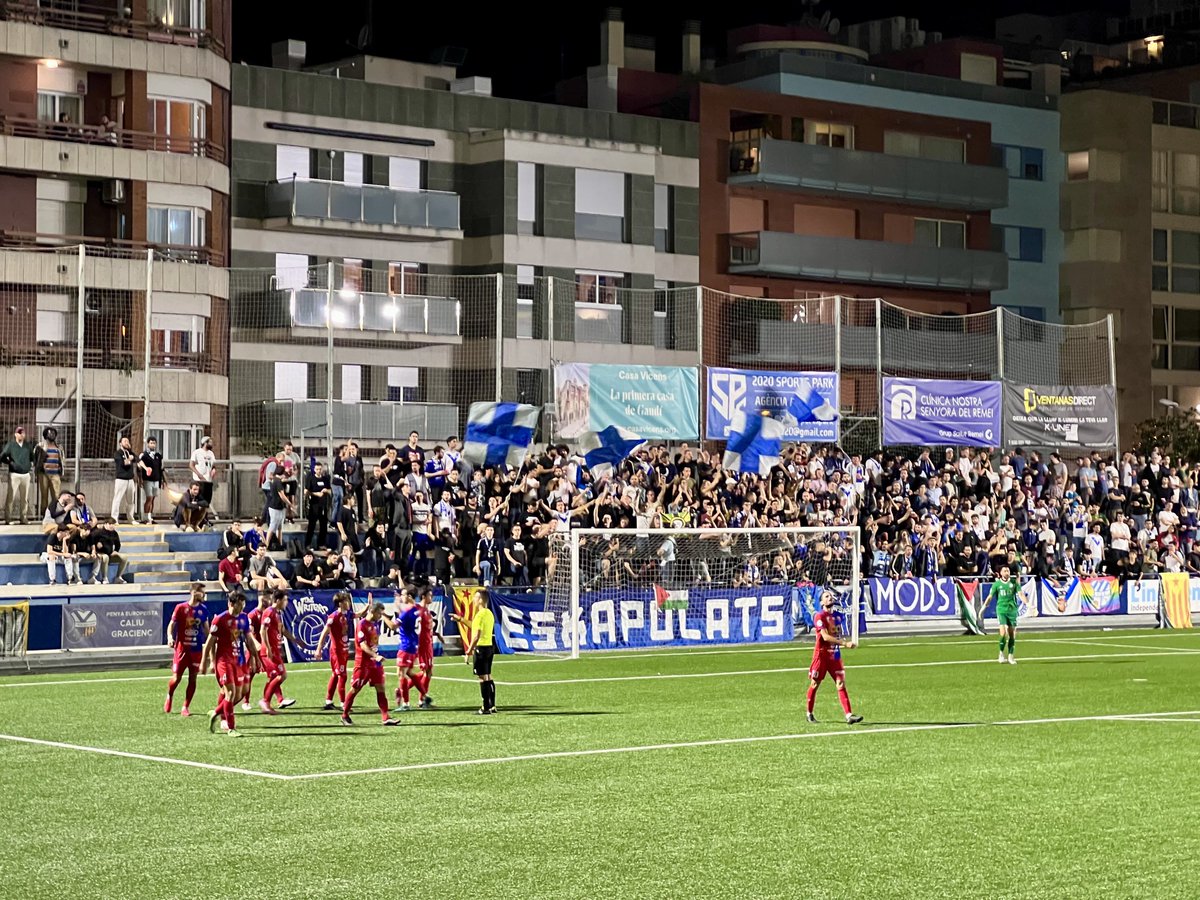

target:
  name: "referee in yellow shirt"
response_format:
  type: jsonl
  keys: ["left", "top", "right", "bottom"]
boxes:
{"left": 456, "top": 588, "right": 496, "bottom": 715}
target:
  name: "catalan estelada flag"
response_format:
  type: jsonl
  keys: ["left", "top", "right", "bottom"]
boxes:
{"left": 1160, "top": 572, "right": 1193, "bottom": 629}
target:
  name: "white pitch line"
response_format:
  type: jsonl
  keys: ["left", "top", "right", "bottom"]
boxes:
{"left": 1042, "top": 638, "right": 1200, "bottom": 654}
{"left": 1116, "top": 716, "right": 1200, "bottom": 724}
{"left": 0, "top": 733, "right": 290, "bottom": 780}
{"left": 287, "top": 709, "right": 1200, "bottom": 780}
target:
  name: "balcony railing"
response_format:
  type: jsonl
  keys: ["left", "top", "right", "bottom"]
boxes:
{"left": 239, "top": 399, "right": 460, "bottom": 444}
{"left": 574, "top": 301, "right": 623, "bottom": 343}
{"left": 264, "top": 178, "right": 461, "bottom": 232}
{"left": 0, "top": 0, "right": 225, "bottom": 54}
{"left": 728, "top": 231, "right": 1008, "bottom": 292}
{"left": 0, "top": 344, "right": 223, "bottom": 375}
{"left": 728, "top": 137, "right": 1008, "bottom": 212}
{"left": 0, "top": 115, "right": 225, "bottom": 163}
{"left": 0, "top": 230, "right": 221, "bottom": 265}
{"left": 288, "top": 288, "right": 460, "bottom": 336}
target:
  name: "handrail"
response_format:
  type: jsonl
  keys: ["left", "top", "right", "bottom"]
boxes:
{"left": 273, "top": 175, "right": 457, "bottom": 198}
{"left": 0, "top": 345, "right": 223, "bottom": 375}
{"left": 0, "top": 230, "right": 222, "bottom": 266}
{"left": 0, "top": 115, "right": 225, "bottom": 164}
{"left": 0, "top": 0, "right": 226, "bottom": 56}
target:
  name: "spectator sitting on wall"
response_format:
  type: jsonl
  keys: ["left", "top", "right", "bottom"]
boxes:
{"left": 91, "top": 518, "right": 129, "bottom": 585}
{"left": 174, "top": 482, "right": 211, "bottom": 532}
{"left": 42, "top": 490, "right": 75, "bottom": 535}
{"left": 71, "top": 492, "right": 95, "bottom": 529}
{"left": 247, "top": 545, "right": 288, "bottom": 593}
{"left": 218, "top": 545, "right": 245, "bottom": 594}
{"left": 292, "top": 548, "right": 322, "bottom": 590}
{"left": 42, "top": 525, "right": 79, "bottom": 586}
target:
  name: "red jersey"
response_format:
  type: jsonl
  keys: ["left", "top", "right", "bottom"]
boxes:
{"left": 261, "top": 606, "right": 283, "bottom": 658}
{"left": 326, "top": 610, "right": 348, "bottom": 657}
{"left": 355, "top": 618, "right": 379, "bottom": 668}
{"left": 170, "top": 602, "right": 209, "bottom": 652}
{"left": 417, "top": 607, "right": 434, "bottom": 659}
{"left": 247, "top": 607, "right": 264, "bottom": 639}
{"left": 210, "top": 611, "right": 238, "bottom": 661}
{"left": 812, "top": 610, "right": 845, "bottom": 662}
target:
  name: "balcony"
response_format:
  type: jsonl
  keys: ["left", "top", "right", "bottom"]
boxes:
{"left": 0, "top": 230, "right": 221, "bottom": 265}
{"left": 0, "top": 0, "right": 224, "bottom": 54}
{"left": 262, "top": 178, "right": 462, "bottom": 240}
{"left": 728, "top": 138, "right": 1008, "bottom": 212}
{"left": 574, "top": 301, "right": 623, "bottom": 343}
{"left": 288, "top": 288, "right": 460, "bottom": 339}
{"left": 236, "top": 399, "right": 460, "bottom": 444}
{"left": 728, "top": 231, "right": 1008, "bottom": 292}
{"left": 0, "top": 115, "right": 225, "bottom": 163}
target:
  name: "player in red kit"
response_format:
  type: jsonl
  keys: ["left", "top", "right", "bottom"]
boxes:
{"left": 200, "top": 591, "right": 260, "bottom": 737}
{"left": 341, "top": 601, "right": 400, "bottom": 726}
{"left": 413, "top": 587, "right": 438, "bottom": 709}
{"left": 243, "top": 593, "right": 269, "bottom": 711}
{"left": 164, "top": 583, "right": 210, "bottom": 716}
{"left": 258, "top": 589, "right": 297, "bottom": 714}
{"left": 806, "top": 591, "right": 863, "bottom": 725}
{"left": 315, "top": 590, "right": 353, "bottom": 710}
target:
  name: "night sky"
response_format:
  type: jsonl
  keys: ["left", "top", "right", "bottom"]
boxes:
{"left": 234, "top": 1, "right": 1132, "bottom": 100}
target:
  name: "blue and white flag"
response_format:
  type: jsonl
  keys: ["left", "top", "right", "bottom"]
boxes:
{"left": 723, "top": 411, "right": 786, "bottom": 475}
{"left": 463, "top": 402, "right": 539, "bottom": 470}
{"left": 577, "top": 426, "right": 646, "bottom": 480}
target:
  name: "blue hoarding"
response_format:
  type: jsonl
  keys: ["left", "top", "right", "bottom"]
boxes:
{"left": 881, "top": 377, "right": 1002, "bottom": 447}
{"left": 706, "top": 368, "right": 839, "bottom": 442}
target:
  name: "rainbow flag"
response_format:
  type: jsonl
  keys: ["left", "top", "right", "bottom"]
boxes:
{"left": 1160, "top": 573, "right": 1193, "bottom": 629}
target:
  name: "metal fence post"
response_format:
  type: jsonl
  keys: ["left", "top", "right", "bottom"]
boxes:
{"left": 1107, "top": 313, "right": 1120, "bottom": 450}
{"left": 833, "top": 294, "right": 842, "bottom": 381}
{"left": 74, "top": 244, "right": 85, "bottom": 487}
{"left": 141, "top": 249, "right": 153, "bottom": 448}
{"left": 874, "top": 297, "right": 883, "bottom": 428}
{"left": 326, "top": 260, "right": 335, "bottom": 464}
{"left": 495, "top": 272, "right": 503, "bottom": 402}
{"left": 996, "top": 307, "right": 1006, "bottom": 381}
{"left": 546, "top": 277, "right": 555, "bottom": 411}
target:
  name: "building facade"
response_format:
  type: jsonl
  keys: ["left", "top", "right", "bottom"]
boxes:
{"left": 0, "top": 0, "right": 231, "bottom": 462}
{"left": 228, "top": 50, "right": 699, "bottom": 456}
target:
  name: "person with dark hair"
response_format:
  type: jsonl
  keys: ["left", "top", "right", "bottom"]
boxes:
{"left": 454, "top": 588, "right": 496, "bottom": 715}
{"left": 138, "top": 436, "right": 165, "bottom": 524}
{"left": 315, "top": 590, "right": 353, "bottom": 710}
{"left": 33, "top": 426, "right": 63, "bottom": 518}
{"left": 165, "top": 583, "right": 210, "bottom": 717}
{"left": 111, "top": 435, "right": 136, "bottom": 523}
{"left": 340, "top": 600, "right": 400, "bottom": 726}
{"left": 304, "top": 461, "right": 331, "bottom": 551}
{"left": 0, "top": 426, "right": 33, "bottom": 525}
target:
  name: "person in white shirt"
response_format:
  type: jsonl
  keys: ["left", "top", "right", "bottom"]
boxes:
{"left": 189, "top": 435, "right": 216, "bottom": 515}
{"left": 1083, "top": 523, "right": 1105, "bottom": 571}
{"left": 1157, "top": 503, "right": 1180, "bottom": 536}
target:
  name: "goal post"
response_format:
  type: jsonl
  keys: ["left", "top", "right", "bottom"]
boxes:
{"left": 544, "top": 526, "right": 861, "bottom": 659}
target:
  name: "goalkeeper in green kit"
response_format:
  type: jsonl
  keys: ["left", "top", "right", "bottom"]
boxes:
{"left": 992, "top": 564, "right": 1019, "bottom": 665}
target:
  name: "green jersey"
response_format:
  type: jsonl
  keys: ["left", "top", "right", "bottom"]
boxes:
{"left": 992, "top": 578, "right": 1018, "bottom": 611}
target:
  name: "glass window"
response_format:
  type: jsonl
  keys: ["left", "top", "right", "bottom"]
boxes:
{"left": 517, "top": 162, "right": 538, "bottom": 233}
{"left": 1172, "top": 267, "right": 1200, "bottom": 293}
{"left": 167, "top": 208, "right": 192, "bottom": 245}
{"left": 884, "top": 131, "right": 921, "bottom": 158}
{"left": 913, "top": 218, "right": 939, "bottom": 247}
{"left": 343, "top": 152, "right": 364, "bottom": 186}
{"left": 1153, "top": 343, "right": 1169, "bottom": 369}
{"left": 389, "top": 157, "right": 422, "bottom": 191}
{"left": 1153, "top": 150, "right": 1169, "bottom": 212}
{"left": 146, "top": 207, "right": 168, "bottom": 244}
{"left": 574, "top": 270, "right": 625, "bottom": 304}
{"left": 1067, "top": 151, "right": 1089, "bottom": 181}
{"left": 274, "top": 362, "right": 308, "bottom": 401}
{"left": 1175, "top": 308, "right": 1200, "bottom": 342}
{"left": 1154, "top": 229, "right": 1169, "bottom": 262}
{"left": 1173, "top": 230, "right": 1200, "bottom": 266}
{"left": 1019, "top": 227, "right": 1044, "bottom": 263}
{"left": 575, "top": 169, "right": 627, "bottom": 242}
{"left": 886, "top": 131, "right": 963, "bottom": 162}
{"left": 1020, "top": 147, "right": 1043, "bottom": 180}
{"left": 654, "top": 183, "right": 672, "bottom": 253}
{"left": 1174, "top": 152, "right": 1200, "bottom": 214}
{"left": 276, "top": 146, "right": 309, "bottom": 182}
{"left": 807, "top": 121, "right": 854, "bottom": 149}
{"left": 388, "top": 261, "right": 419, "bottom": 295}
{"left": 940, "top": 220, "right": 965, "bottom": 248}
{"left": 914, "top": 218, "right": 965, "bottom": 248}
{"left": 1154, "top": 266, "right": 1170, "bottom": 291}
{"left": 37, "top": 92, "right": 82, "bottom": 125}
{"left": 341, "top": 365, "right": 361, "bottom": 404}
{"left": 1172, "top": 345, "right": 1200, "bottom": 370}
{"left": 516, "top": 264, "right": 535, "bottom": 339}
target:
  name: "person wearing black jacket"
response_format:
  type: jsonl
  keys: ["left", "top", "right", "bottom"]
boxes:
{"left": 91, "top": 518, "right": 129, "bottom": 584}
{"left": 362, "top": 520, "right": 391, "bottom": 581}
{"left": 305, "top": 462, "right": 331, "bottom": 551}
{"left": 138, "top": 436, "right": 165, "bottom": 524}
{"left": 390, "top": 481, "right": 414, "bottom": 578}
{"left": 292, "top": 549, "right": 322, "bottom": 590}
{"left": 111, "top": 436, "right": 136, "bottom": 523}
{"left": 367, "top": 465, "right": 392, "bottom": 525}
{"left": 333, "top": 494, "right": 360, "bottom": 555}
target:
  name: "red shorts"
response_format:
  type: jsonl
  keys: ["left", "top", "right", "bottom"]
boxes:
{"left": 809, "top": 655, "right": 845, "bottom": 683}
{"left": 329, "top": 652, "right": 348, "bottom": 676}
{"left": 172, "top": 646, "right": 202, "bottom": 675}
{"left": 417, "top": 654, "right": 433, "bottom": 674}
{"left": 353, "top": 660, "right": 384, "bottom": 689}
{"left": 258, "top": 650, "right": 284, "bottom": 681}
{"left": 396, "top": 650, "right": 418, "bottom": 670}
{"left": 215, "top": 656, "right": 237, "bottom": 688}
{"left": 235, "top": 659, "right": 252, "bottom": 686}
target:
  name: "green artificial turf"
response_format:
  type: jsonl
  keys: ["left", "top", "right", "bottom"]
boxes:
{"left": 1, "top": 629, "right": 1198, "bottom": 900}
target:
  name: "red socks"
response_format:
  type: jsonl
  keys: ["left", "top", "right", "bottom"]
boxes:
{"left": 184, "top": 670, "right": 197, "bottom": 706}
{"left": 220, "top": 696, "right": 235, "bottom": 730}
{"left": 264, "top": 676, "right": 283, "bottom": 704}
{"left": 806, "top": 685, "right": 817, "bottom": 714}
{"left": 327, "top": 673, "right": 338, "bottom": 702}
{"left": 412, "top": 671, "right": 430, "bottom": 697}
{"left": 377, "top": 692, "right": 389, "bottom": 720}
{"left": 837, "top": 686, "right": 852, "bottom": 716}
{"left": 399, "top": 675, "right": 411, "bottom": 704}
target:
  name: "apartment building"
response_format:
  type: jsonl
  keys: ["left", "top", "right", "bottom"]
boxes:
{"left": 0, "top": 0, "right": 231, "bottom": 461}
{"left": 228, "top": 45, "right": 699, "bottom": 454}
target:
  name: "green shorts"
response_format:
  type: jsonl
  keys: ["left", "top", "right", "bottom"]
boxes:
{"left": 996, "top": 607, "right": 1018, "bottom": 628}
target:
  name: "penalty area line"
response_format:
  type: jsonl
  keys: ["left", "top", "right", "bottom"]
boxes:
{"left": 0, "top": 733, "right": 290, "bottom": 780}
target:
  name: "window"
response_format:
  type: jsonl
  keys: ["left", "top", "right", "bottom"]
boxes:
{"left": 575, "top": 169, "right": 627, "bottom": 242}
{"left": 341, "top": 258, "right": 364, "bottom": 294}
{"left": 386, "top": 366, "right": 418, "bottom": 402}
{"left": 884, "top": 131, "right": 965, "bottom": 163}
{"left": 37, "top": 92, "right": 82, "bottom": 125}
{"left": 654, "top": 184, "right": 673, "bottom": 252}
{"left": 575, "top": 270, "right": 625, "bottom": 304}
{"left": 151, "top": 312, "right": 205, "bottom": 367}
{"left": 275, "top": 253, "right": 309, "bottom": 290}
{"left": 1160, "top": 229, "right": 1200, "bottom": 293}
{"left": 146, "top": 427, "right": 202, "bottom": 462}
{"left": 274, "top": 362, "right": 309, "bottom": 401}
{"left": 388, "top": 261, "right": 419, "bottom": 295}
{"left": 1174, "top": 152, "right": 1200, "bottom": 215}
{"left": 343, "top": 152, "right": 364, "bottom": 186}
{"left": 516, "top": 264, "right": 537, "bottom": 339}
{"left": 148, "top": 97, "right": 205, "bottom": 153}
{"left": 805, "top": 121, "right": 854, "bottom": 149}
{"left": 913, "top": 218, "right": 965, "bottom": 249}
{"left": 1002, "top": 226, "right": 1045, "bottom": 263}
{"left": 517, "top": 162, "right": 540, "bottom": 234}
{"left": 1153, "top": 150, "right": 1169, "bottom": 212}
{"left": 36, "top": 196, "right": 83, "bottom": 237}
{"left": 36, "top": 310, "right": 68, "bottom": 343}
{"left": 960, "top": 52, "right": 997, "bottom": 85}
{"left": 653, "top": 280, "right": 672, "bottom": 349}
{"left": 147, "top": 206, "right": 206, "bottom": 247}
{"left": 997, "top": 144, "right": 1044, "bottom": 181}
{"left": 276, "top": 146, "right": 309, "bottom": 182}
{"left": 149, "top": 0, "right": 206, "bottom": 31}
{"left": 341, "top": 365, "right": 361, "bottom": 404}
{"left": 389, "top": 157, "right": 422, "bottom": 192}
{"left": 1067, "top": 151, "right": 1090, "bottom": 181}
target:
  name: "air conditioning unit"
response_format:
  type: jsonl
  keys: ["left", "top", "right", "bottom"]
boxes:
{"left": 101, "top": 179, "right": 125, "bottom": 205}
{"left": 84, "top": 292, "right": 102, "bottom": 313}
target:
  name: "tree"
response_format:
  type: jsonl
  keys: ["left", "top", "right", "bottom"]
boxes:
{"left": 1133, "top": 411, "right": 1200, "bottom": 462}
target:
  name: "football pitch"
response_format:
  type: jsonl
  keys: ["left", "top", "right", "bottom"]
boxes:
{"left": 2, "top": 629, "right": 1199, "bottom": 900}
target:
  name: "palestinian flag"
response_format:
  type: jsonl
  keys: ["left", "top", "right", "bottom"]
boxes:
{"left": 956, "top": 579, "right": 985, "bottom": 635}
{"left": 654, "top": 584, "right": 689, "bottom": 611}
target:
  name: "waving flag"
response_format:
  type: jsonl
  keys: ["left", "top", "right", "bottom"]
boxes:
{"left": 783, "top": 383, "right": 840, "bottom": 426}
{"left": 723, "top": 410, "right": 785, "bottom": 475}
{"left": 463, "top": 402, "right": 539, "bottom": 469}
{"left": 578, "top": 426, "right": 645, "bottom": 480}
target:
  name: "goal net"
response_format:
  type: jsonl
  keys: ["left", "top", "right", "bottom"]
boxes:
{"left": 543, "top": 527, "right": 861, "bottom": 658}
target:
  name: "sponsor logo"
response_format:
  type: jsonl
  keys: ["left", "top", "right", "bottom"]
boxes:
{"left": 710, "top": 372, "right": 747, "bottom": 422}
{"left": 1022, "top": 388, "right": 1099, "bottom": 414}
{"left": 65, "top": 607, "right": 97, "bottom": 640}
{"left": 888, "top": 383, "right": 918, "bottom": 420}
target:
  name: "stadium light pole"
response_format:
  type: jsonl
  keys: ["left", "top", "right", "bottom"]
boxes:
{"left": 326, "top": 260, "right": 335, "bottom": 466}
{"left": 1107, "top": 313, "right": 1119, "bottom": 450}
{"left": 495, "top": 272, "right": 503, "bottom": 401}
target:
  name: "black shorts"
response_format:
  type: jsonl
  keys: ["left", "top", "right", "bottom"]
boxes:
{"left": 473, "top": 645, "right": 495, "bottom": 677}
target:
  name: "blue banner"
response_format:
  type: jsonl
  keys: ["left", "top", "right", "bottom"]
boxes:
{"left": 706, "top": 368, "right": 839, "bottom": 442}
{"left": 491, "top": 586, "right": 793, "bottom": 652}
{"left": 282, "top": 589, "right": 448, "bottom": 663}
{"left": 867, "top": 577, "right": 958, "bottom": 617}
{"left": 555, "top": 363, "right": 698, "bottom": 441}
{"left": 881, "top": 377, "right": 1002, "bottom": 447}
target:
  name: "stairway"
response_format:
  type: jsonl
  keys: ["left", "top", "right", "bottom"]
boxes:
{"left": 118, "top": 525, "right": 191, "bottom": 586}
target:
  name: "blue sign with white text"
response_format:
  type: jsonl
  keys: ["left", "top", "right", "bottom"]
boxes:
{"left": 867, "top": 577, "right": 958, "bottom": 617}
{"left": 706, "top": 368, "right": 839, "bottom": 442}
{"left": 881, "top": 377, "right": 1002, "bottom": 447}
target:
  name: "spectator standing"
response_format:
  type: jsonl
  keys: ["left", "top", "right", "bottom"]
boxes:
{"left": 280, "top": 441, "right": 301, "bottom": 523}
{"left": 265, "top": 467, "right": 292, "bottom": 551}
{"left": 139, "top": 436, "right": 165, "bottom": 524}
{"left": 111, "top": 436, "right": 137, "bottom": 523}
{"left": 305, "top": 461, "right": 331, "bottom": 551}
{"left": 189, "top": 435, "right": 216, "bottom": 517}
{"left": 1, "top": 426, "right": 33, "bottom": 524}
{"left": 33, "top": 426, "right": 63, "bottom": 518}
